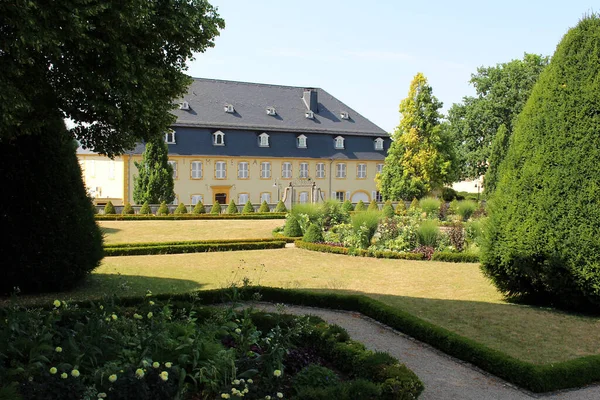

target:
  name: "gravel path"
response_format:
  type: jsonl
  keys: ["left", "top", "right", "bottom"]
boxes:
{"left": 246, "top": 303, "right": 600, "bottom": 400}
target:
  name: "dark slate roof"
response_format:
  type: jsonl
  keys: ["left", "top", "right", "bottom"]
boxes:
{"left": 172, "top": 78, "right": 388, "bottom": 137}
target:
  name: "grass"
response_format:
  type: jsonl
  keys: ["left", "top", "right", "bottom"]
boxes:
{"left": 99, "top": 219, "right": 284, "bottom": 244}
{"left": 11, "top": 248, "right": 600, "bottom": 365}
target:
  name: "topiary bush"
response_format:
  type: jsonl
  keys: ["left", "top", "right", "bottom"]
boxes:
{"left": 210, "top": 202, "right": 221, "bottom": 214}
{"left": 368, "top": 199, "right": 379, "bottom": 211}
{"left": 104, "top": 201, "right": 116, "bottom": 215}
{"left": 284, "top": 214, "right": 303, "bottom": 237}
{"left": 274, "top": 200, "right": 287, "bottom": 213}
{"left": 481, "top": 15, "right": 600, "bottom": 310}
{"left": 342, "top": 199, "right": 354, "bottom": 213}
{"left": 303, "top": 224, "right": 324, "bottom": 243}
{"left": 382, "top": 200, "right": 395, "bottom": 218}
{"left": 226, "top": 200, "right": 238, "bottom": 214}
{"left": 354, "top": 200, "right": 366, "bottom": 212}
{"left": 192, "top": 201, "right": 206, "bottom": 214}
{"left": 395, "top": 201, "right": 407, "bottom": 216}
{"left": 139, "top": 201, "right": 152, "bottom": 215}
{"left": 258, "top": 200, "right": 270, "bottom": 213}
{"left": 122, "top": 202, "right": 135, "bottom": 215}
{"left": 174, "top": 202, "right": 188, "bottom": 214}
{"left": 242, "top": 200, "right": 254, "bottom": 213}
{"left": 408, "top": 197, "right": 420, "bottom": 214}
{"left": 157, "top": 201, "right": 169, "bottom": 216}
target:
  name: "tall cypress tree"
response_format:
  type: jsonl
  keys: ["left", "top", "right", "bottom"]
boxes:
{"left": 133, "top": 139, "right": 175, "bottom": 204}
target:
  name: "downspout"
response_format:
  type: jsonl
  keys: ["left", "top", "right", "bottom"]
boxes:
{"left": 328, "top": 158, "right": 334, "bottom": 200}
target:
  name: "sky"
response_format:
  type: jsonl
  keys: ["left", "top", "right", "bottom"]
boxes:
{"left": 187, "top": 1, "right": 595, "bottom": 133}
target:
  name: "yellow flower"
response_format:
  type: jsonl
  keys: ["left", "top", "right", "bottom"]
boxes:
{"left": 273, "top": 369, "right": 282, "bottom": 377}
{"left": 165, "top": 362, "right": 172, "bottom": 368}
{"left": 149, "top": 301, "right": 155, "bottom": 306}
{"left": 146, "top": 290, "right": 152, "bottom": 297}
{"left": 99, "top": 305, "right": 104, "bottom": 310}
{"left": 152, "top": 362, "right": 160, "bottom": 368}
{"left": 277, "top": 393, "right": 283, "bottom": 399}
{"left": 55, "top": 346, "right": 63, "bottom": 353}
{"left": 135, "top": 368, "right": 145, "bottom": 379}
{"left": 235, "top": 328, "right": 242, "bottom": 334}
{"left": 243, "top": 388, "right": 249, "bottom": 394}
{"left": 53, "top": 300, "right": 61, "bottom": 308}
{"left": 133, "top": 313, "right": 142, "bottom": 320}
{"left": 108, "top": 374, "right": 117, "bottom": 383}
{"left": 159, "top": 371, "right": 168, "bottom": 381}
{"left": 147, "top": 312, "right": 153, "bottom": 319}
{"left": 49, "top": 367, "right": 57, "bottom": 375}
{"left": 221, "top": 394, "right": 231, "bottom": 399}
{"left": 111, "top": 314, "right": 118, "bottom": 321}
{"left": 71, "top": 369, "right": 80, "bottom": 378}
{"left": 265, "top": 396, "right": 271, "bottom": 400}
{"left": 247, "top": 379, "right": 253, "bottom": 384}
{"left": 60, "top": 373, "right": 68, "bottom": 379}
{"left": 233, "top": 379, "right": 240, "bottom": 385}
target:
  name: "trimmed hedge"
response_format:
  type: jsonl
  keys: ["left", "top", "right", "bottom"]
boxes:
{"left": 104, "top": 240, "right": 286, "bottom": 256}
{"left": 295, "top": 241, "right": 424, "bottom": 260}
{"left": 105, "top": 237, "right": 298, "bottom": 248}
{"left": 431, "top": 252, "right": 480, "bottom": 263}
{"left": 95, "top": 213, "right": 286, "bottom": 220}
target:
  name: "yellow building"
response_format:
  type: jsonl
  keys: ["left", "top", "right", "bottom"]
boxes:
{"left": 78, "top": 79, "right": 390, "bottom": 208}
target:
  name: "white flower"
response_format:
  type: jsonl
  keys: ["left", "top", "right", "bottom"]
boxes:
{"left": 273, "top": 369, "right": 282, "bottom": 377}
{"left": 160, "top": 371, "right": 168, "bottom": 381}
{"left": 235, "top": 328, "right": 242, "bottom": 334}
{"left": 108, "top": 374, "right": 117, "bottom": 383}
{"left": 152, "top": 362, "right": 160, "bottom": 368}
{"left": 71, "top": 369, "right": 80, "bottom": 378}
{"left": 53, "top": 300, "right": 61, "bottom": 308}
{"left": 277, "top": 393, "right": 283, "bottom": 398}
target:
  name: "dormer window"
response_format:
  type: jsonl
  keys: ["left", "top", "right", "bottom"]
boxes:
{"left": 374, "top": 137, "right": 384, "bottom": 150}
{"left": 213, "top": 130, "right": 225, "bottom": 146}
{"left": 258, "top": 132, "right": 270, "bottom": 147}
{"left": 164, "top": 129, "right": 176, "bottom": 144}
{"left": 297, "top": 134, "right": 307, "bottom": 149}
{"left": 179, "top": 101, "right": 190, "bottom": 110}
{"left": 334, "top": 136, "right": 345, "bottom": 149}
{"left": 305, "top": 110, "right": 314, "bottom": 119}
{"left": 266, "top": 107, "right": 277, "bottom": 116}
{"left": 340, "top": 111, "right": 349, "bottom": 120}
{"left": 224, "top": 104, "right": 235, "bottom": 113}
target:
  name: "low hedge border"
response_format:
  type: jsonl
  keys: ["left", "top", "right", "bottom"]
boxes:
{"left": 105, "top": 237, "right": 298, "bottom": 249}
{"left": 84, "top": 287, "right": 600, "bottom": 393}
{"left": 431, "top": 252, "right": 480, "bottom": 263}
{"left": 96, "top": 213, "right": 286, "bottom": 221}
{"left": 294, "top": 240, "right": 424, "bottom": 260}
{"left": 104, "top": 240, "right": 286, "bottom": 256}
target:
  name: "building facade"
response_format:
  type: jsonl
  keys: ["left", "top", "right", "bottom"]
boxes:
{"left": 78, "top": 79, "right": 390, "bottom": 206}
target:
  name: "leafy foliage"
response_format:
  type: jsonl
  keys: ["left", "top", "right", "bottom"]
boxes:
{"left": 419, "top": 197, "right": 440, "bottom": 219}
{"left": 484, "top": 123, "right": 510, "bottom": 195}
{"left": 122, "top": 202, "right": 135, "bottom": 215}
{"left": 368, "top": 199, "right": 379, "bottom": 211}
{"left": 274, "top": 200, "right": 287, "bottom": 213}
{"left": 139, "top": 201, "right": 152, "bottom": 215}
{"left": 133, "top": 140, "right": 175, "bottom": 205}
{"left": 303, "top": 224, "right": 324, "bottom": 243}
{"left": 382, "top": 201, "right": 395, "bottom": 218}
{"left": 226, "top": 200, "right": 238, "bottom": 214}
{"left": 210, "top": 202, "right": 221, "bottom": 214}
{"left": 284, "top": 215, "right": 303, "bottom": 237}
{"left": 242, "top": 200, "right": 255, "bottom": 214}
{"left": 174, "top": 202, "right": 188, "bottom": 214}
{"left": 342, "top": 200, "right": 354, "bottom": 213}
{"left": 157, "top": 201, "right": 169, "bottom": 216}
{"left": 416, "top": 220, "right": 440, "bottom": 248}
{"left": 394, "top": 201, "right": 407, "bottom": 216}
{"left": 481, "top": 15, "right": 600, "bottom": 310}
{"left": 455, "top": 200, "right": 477, "bottom": 222}
{"left": 104, "top": 201, "right": 116, "bottom": 215}
{"left": 351, "top": 211, "right": 381, "bottom": 249}
{"left": 192, "top": 201, "right": 206, "bottom": 214}
{"left": 354, "top": 200, "right": 366, "bottom": 212}
{"left": 259, "top": 201, "right": 270, "bottom": 213}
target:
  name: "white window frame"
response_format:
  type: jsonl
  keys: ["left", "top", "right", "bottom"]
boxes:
{"left": 336, "top": 163, "right": 346, "bottom": 178}
{"left": 191, "top": 161, "right": 203, "bottom": 179}
{"left": 258, "top": 133, "right": 270, "bottom": 147}
{"left": 215, "top": 161, "right": 226, "bottom": 179}
{"left": 299, "top": 191, "right": 309, "bottom": 204}
{"left": 238, "top": 162, "right": 249, "bottom": 179}
{"left": 334, "top": 136, "right": 345, "bottom": 149}
{"left": 299, "top": 162, "right": 309, "bottom": 179}
{"left": 168, "top": 160, "right": 177, "bottom": 179}
{"left": 357, "top": 163, "right": 367, "bottom": 179}
{"left": 282, "top": 162, "right": 292, "bottom": 179}
{"left": 374, "top": 137, "right": 384, "bottom": 150}
{"left": 165, "top": 130, "right": 176, "bottom": 144}
{"left": 191, "top": 194, "right": 203, "bottom": 205}
{"left": 375, "top": 191, "right": 383, "bottom": 202}
{"left": 334, "top": 191, "right": 345, "bottom": 201}
{"left": 261, "top": 162, "right": 271, "bottom": 178}
{"left": 260, "top": 192, "right": 271, "bottom": 204}
{"left": 213, "top": 130, "right": 225, "bottom": 146}
{"left": 238, "top": 193, "right": 250, "bottom": 204}
{"left": 316, "top": 163, "right": 325, "bottom": 179}
{"left": 377, "top": 163, "right": 384, "bottom": 174}
{"left": 297, "top": 134, "right": 307, "bottom": 148}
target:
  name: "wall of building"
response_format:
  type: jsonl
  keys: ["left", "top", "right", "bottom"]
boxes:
{"left": 79, "top": 155, "right": 125, "bottom": 204}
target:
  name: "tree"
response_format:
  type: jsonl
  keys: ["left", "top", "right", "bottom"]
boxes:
{"left": 483, "top": 124, "right": 510, "bottom": 194}
{"left": 0, "top": 0, "right": 224, "bottom": 293}
{"left": 377, "top": 73, "right": 457, "bottom": 200}
{"left": 481, "top": 15, "right": 600, "bottom": 310}
{"left": 448, "top": 54, "right": 549, "bottom": 181}
{"left": 133, "top": 140, "right": 176, "bottom": 205}
{"left": 242, "top": 200, "right": 255, "bottom": 214}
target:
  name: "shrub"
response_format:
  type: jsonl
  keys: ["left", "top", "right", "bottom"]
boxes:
{"left": 242, "top": 200, "right": 254, "bottom": 213}
{"left": 226, "top": 200, "right": 238, "bottom": 214}
{"left": 274, "top": 200, "right": 287, "bottom": 213}
{"left": 432, "top": 252, "right": 480, "bottom": 263}
{"left": 354, "top": 200, "right": 366, "bottom": 212}
{"left": 342, "top": 199, "right": 354, "bottom": 213}
{"left": 416, "top": 220, "right": 440, "bottom": 247}
{"left": 351, "top": 211, "right": 381, "bottom": 249}
{"left": 284, "top": 214, "right": 303, "bottom": 237}
{"left": 408, "top": 197, "right": 420, "bottom": 215}
{"left": 293, "top": 365, "right": 339, "bottom": 391}
{"left": 419, "top": 197, "right": 441, "bottom": 218}
{"left": 210, "top": 202, "right": 221, "bottom": 214}
{"left": 441, "top": 187, "right": 458, "bottom": 201}
{"left": 156, "top": 201, "right": 169, "bottom": 216}
{"left": 303, "top": 224, "right": 324, "bottom": 243}
{"left": 368, "top": 199, "right": 379, "bottom": 211}
{"left": 258, "top": 200, "right": 270, "bottom": 213}
{"left": 192, "top": 201, "right": 206, "bottom": 214}
{"left": 104, "top": 200, "right": 116, "bottom": 215}
{"left": 448, "top": 199, "right": 459, "bottom": 215}
{"left": 456, "top": 200, "right": 477, "bottom": 221}
{"left": 395, "top": 201, "right": 407, "bottom": 216}
{"left": 411, "top": 245, "right": 435, "bottom": 260}
{"left": 448, "top": 222, "right": 465, "bottom": 252}
{"left": 139, "top": 201, "right": 152, "bottom": 215}
{"left": 439, "top": 201, "right": 449, "bottom": 220}
{"left": 122, "top": 202, "right": 135, "bottom": 215}
{"left": 321, "top": 199, "right": 347, "bottom": 229}
{"left": 382, "top": 200, "right": 395, "bottom": 218}
{"left": 174, "top": 202, "right": 188, "bottom": 214}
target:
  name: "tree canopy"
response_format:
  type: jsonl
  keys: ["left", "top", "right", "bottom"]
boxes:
{"left": 133, "top": 139, "right": 175, "bottom": 204}
{"left": 447, "top": 53, "right": 549, "bottom": 181}
{"left": 377, "top": 73, "right": 456, "bottom": 200}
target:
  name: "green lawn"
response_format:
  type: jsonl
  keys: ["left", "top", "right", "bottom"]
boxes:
{"left": 99, "top": 219, "right": 284, "bottom": 244}
{"left": 15, "top": 247, "right": 600, "bottom": 365}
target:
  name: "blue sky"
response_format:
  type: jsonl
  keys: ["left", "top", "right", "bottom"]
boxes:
{"left": 187, "top": 1, "right": 595, "bottom": 133}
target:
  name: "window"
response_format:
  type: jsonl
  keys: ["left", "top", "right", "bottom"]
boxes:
{"left": 374, "top": 137, "right": 384, "bottom": 150}
{"left": 375, "top": 191, "right": 383, "bottom": 202}
{"left": 215, "top": 161, "right": 226, "bottom": 179}
{"left": 165, "top": 130, "right": 176, "bottom": 144}
{"left": 171, "top": 196, "right": 178, "bottom": 206}
{"left": 282, "top": 162, "right": 292, "bottom": 179}
{"left": 191, "top": 194, "right": 203, "bottom": 205}
{"left": 168, "top": 160, "right": 177, "bottom": 179}
{"left": 336, "top": 163, "right": 346, "bottom": 178}
{"left": 238, "top": 193, "right": 249, "bottom": 204}
{"left": 297, "top": 135, "right": 307, "bottom": 148}
{"left": 334, "top": 191, "right": 345, "bottom": 201}
{"left": 334, "top": 136, "right": 345, "bottom": 149}
{"left": 260, "top": 192, "right": 271, "bottom": 204}
{"left": 213, "top": 130, "right": 225, "bottom": 146}
{"left": 108, "top": 161, "right": 115, "bottom": 179}
{"left": 299, "top": 162, "right": 309, "bottom": 179}
{"left": 191, "top": 161, "right": 202, "bottom": 179}
{"left": 238, "top": 162, "right": 249, "bottom": 179}
{"left": 377, "top": 163, "right": 384, "bottom": 174}
{"left": 261, "top": 162, "right": 271, "bottom": 178}
{"left": 299, "top": 192, "right": 309, "bottom": 204}
{"left": 258, "top": 133, "right": 269, "bottom": 147}
{"left": 357, "top": 163, "right": 367, "bottom": 179}
{"left": 316, "top": 163, "right": 325, "bottom": 179}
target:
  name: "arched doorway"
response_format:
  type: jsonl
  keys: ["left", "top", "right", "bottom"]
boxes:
{"left": 351, "top": 191, "right": 370, "bottom": 203}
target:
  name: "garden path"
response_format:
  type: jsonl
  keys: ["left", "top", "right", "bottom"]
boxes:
{"left": 248, "top": 303, "right": 600, "bottom": 400}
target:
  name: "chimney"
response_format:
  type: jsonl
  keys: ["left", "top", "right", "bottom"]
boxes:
{"left": 302, "top": 88, "right": 318, "bottom": 113}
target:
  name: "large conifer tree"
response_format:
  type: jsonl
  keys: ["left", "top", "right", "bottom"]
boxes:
{"left": 133, "top": 140, "right": 175, "bottom": 204}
